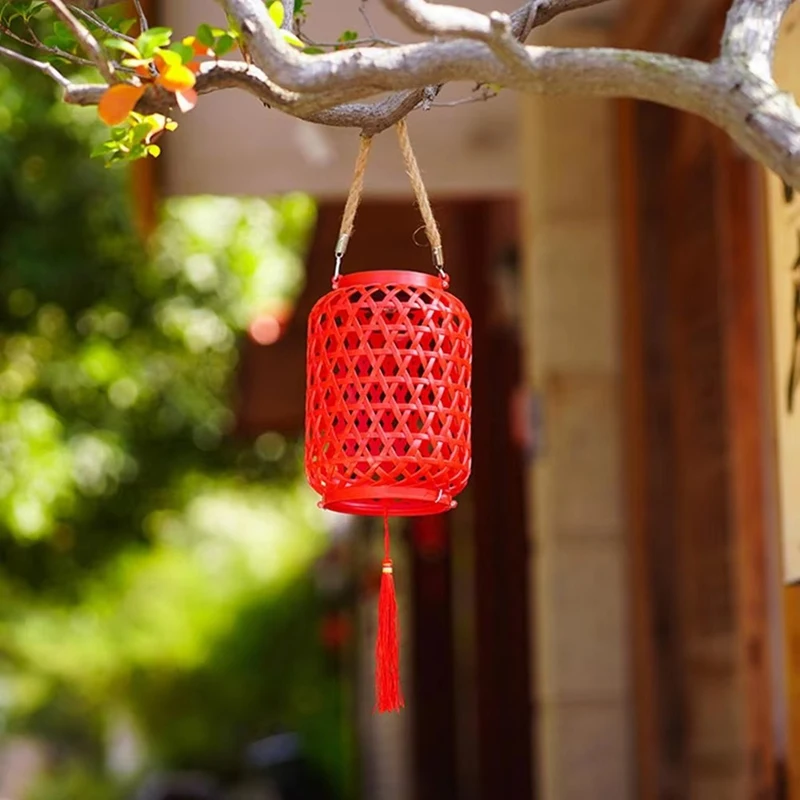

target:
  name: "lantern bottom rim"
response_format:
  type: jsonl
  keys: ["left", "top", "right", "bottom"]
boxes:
{"left": 319, "top": 485, "right": 456, "bottom": 516}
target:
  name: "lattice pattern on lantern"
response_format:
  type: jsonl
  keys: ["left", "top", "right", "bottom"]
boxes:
{"left": 305, "top": 270, "right": 472, "bottom": 516}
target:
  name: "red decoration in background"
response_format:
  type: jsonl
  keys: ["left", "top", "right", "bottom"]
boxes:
{"left": 412, "top": 514, "right": 449, "bottom": 560}
{"left": 305, "top": 269, "right": 473, "bottom": 712}
{"left": 320, "top": 612, "right": 353, "bottom": 652}
{"left": 248, "top": 302, "right": 292, "bottom": 346}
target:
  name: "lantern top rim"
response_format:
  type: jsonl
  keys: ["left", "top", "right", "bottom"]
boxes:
{"left": 334, "top": 270, "right": 447, "bottom": 291}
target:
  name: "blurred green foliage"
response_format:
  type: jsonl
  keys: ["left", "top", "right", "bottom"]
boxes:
{"left": 26, "top": 764, "right": 125, "bottom": 800}
{"left": 0, "top": 57, "right": 353, "bottom": 798}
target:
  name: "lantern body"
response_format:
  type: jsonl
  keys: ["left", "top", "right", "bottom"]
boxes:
{"left": 305, "top": 270, "right": 472, "bottom": 516}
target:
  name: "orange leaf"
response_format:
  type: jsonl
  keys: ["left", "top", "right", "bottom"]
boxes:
{"left": 183, "top": 36, "right": 212, "bottom": 57}
{"left": 175, "top": 88, "right": 198, "bottom": 114}
{"left": 155, "top": 63, "right": 197, "bottom": 92}
{"left": 98, "top": 84, "right": 146, "bottom": 126}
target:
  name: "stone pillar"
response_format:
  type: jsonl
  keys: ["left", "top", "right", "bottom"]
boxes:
{"left": 519, "top": 29, "right": 633, "bottom": 800}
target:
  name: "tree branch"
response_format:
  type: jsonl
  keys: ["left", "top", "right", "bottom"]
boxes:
{"left": 58, "top": 41, "right": 800, "bottom": 189}
{"left": 132, "top": 0, "right": 148, "bottom": 32}
{"left": 214, "top": 0, "right": 606, "bottom": 134}
{"left": 515, "top": 0, "right": 613, "bottom": 32}
{"left": 0, "top": 17, "right": 103, "bottom": 68}
{"left": 0, "top": 43, "right": 72, "bottom": 88}
{"left": 44, "top": 0, "right": 115, "bottom": 81}
{"left": 381, "top": 0, "right": 495, "bottom": 38}
{"left": 69, "top": 5, "right": 137, "bottom": 43}
{"left": 721, "top": 0, "right": 794, "bottom": 78}
{"left": 4, "top": 0, "right": 800, "bottom": 191}
{"left": 380, "top": 0, "right": 613, "bottom": 39}
{"left": 281, "top": 0, "right": 295, "bottom": 31}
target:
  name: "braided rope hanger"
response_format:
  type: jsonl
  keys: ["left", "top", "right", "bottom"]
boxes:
{"left": 333, "top": 119, "right": 445, "bottom": 286}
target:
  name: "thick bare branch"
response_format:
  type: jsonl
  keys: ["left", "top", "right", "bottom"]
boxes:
{"left": 380, "top": 1, "right": 548, "bottom": 87}
{"left": 514, "top": 0, "right": 612, "bottom": 32}
{"left": 44, "top": 0, "right": 114, "bottom": 81}
{"left": 57, "top": 38, "right": 800, "bottom": 189}
{"left": 281, "top": 0, "right": 295, "bottom": 31}
{"left": 721, "top": 0, "right": 794, "bottom": 77}
{"left": 4, "top": 0, "right": 800, "bottom": 192}
{"left": 214, "top": 0, "right": 594, "bottom": 134}
{"left": 62, "top": 60, "right": 411, "bottom": 123}
{"left": 381, "top": 0, "right": 494, "bottom": 38}
{"left": 329, "top": 0, "right": 574, "bottom": 133}
{"left": 382, "top": 0, "right": 611, "bottom": 39}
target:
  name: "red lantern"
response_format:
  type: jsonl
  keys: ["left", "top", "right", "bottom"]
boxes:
{"left": 305, "top": 270, "right": 472, "bottom": 514}
{"left": 305, "top": 123, "right": 473, "bottom": 713}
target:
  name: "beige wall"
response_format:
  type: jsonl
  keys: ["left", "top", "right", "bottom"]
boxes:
{"left": 519, "top": 30, "right": 632, "bottom": 800}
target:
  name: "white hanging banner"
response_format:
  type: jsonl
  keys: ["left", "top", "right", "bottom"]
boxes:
{"left": 766, "top": 3, "right": 800, "bottom": 584}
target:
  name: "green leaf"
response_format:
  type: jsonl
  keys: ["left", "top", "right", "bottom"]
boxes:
{"left": 118, "top": 18, "right": 137, "bottom": 35}
{"left": 281, "top": 30, "right": 304, "bottom": 49}
{"left": 268, "top": 1, "right": 285, "bottom": 28}
{"left": 44, "top": 22, "right": 77, "bottom": 53}
{"left": 169, "top": 42, "right": 195, "bottom": 64}
{"left": 214, "top": 34, "right": 236, "bottom": 56}
{"left": 338, "top": 29, "right": 358, "bottom": 43}
{"left": 195, "top": 23, "right": 215, "bottom": 47}
{"left": 303, "top": 46, "right": 325, "bottom": 55}
{"left": 91, "top": 140, "right": 119, "bottom": 157}
{"left": 154, "top": 47, "right": 181, "bottom": 66}
{"left": 105, "top": 38, "right": 142, "bottom": 59}
{"left": 131, "top": 122, "right": 153, "bottom": 144}
{"left": 129, "top": 143, "right": 148, "bottom": 160}
{"left": 23, "top": 1, "right": 47, "bottom": 21}
{"left": 136, "top": 26, "right": 173, "bottom": 58}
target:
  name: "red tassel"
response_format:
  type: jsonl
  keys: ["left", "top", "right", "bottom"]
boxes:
{"left": 375, "top": 510, "right": 404, "bottom": 713}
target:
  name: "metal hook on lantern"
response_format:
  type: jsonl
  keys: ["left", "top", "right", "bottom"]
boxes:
{"left": 432, "top": 246, "right": 449, "bottom": 287}
{"left": 333, "top": 233, "right": 349, "bottom": 287}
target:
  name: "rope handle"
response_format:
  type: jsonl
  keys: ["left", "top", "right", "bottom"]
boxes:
{"left": 333, "top": 120, "right": 447, "bottom": 288}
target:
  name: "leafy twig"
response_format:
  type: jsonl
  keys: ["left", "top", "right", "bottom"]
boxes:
{"left": 0, "top": 19, "right": 97, "bottom": 67}
{"left": 0, "top": 43, "right": 71, "bottom": 88}
{"left": 69, "top": 6, "right": 137, "bottom": 44}
{"left": 44, "top": 0, "right": 115, "bottom": 81}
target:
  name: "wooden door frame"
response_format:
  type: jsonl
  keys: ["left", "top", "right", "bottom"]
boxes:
{"left": 618, "top": 99, "right": 777, "bottom": 800}
{"left": 614, "top": 0, "right": 729, "bottom": 53}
